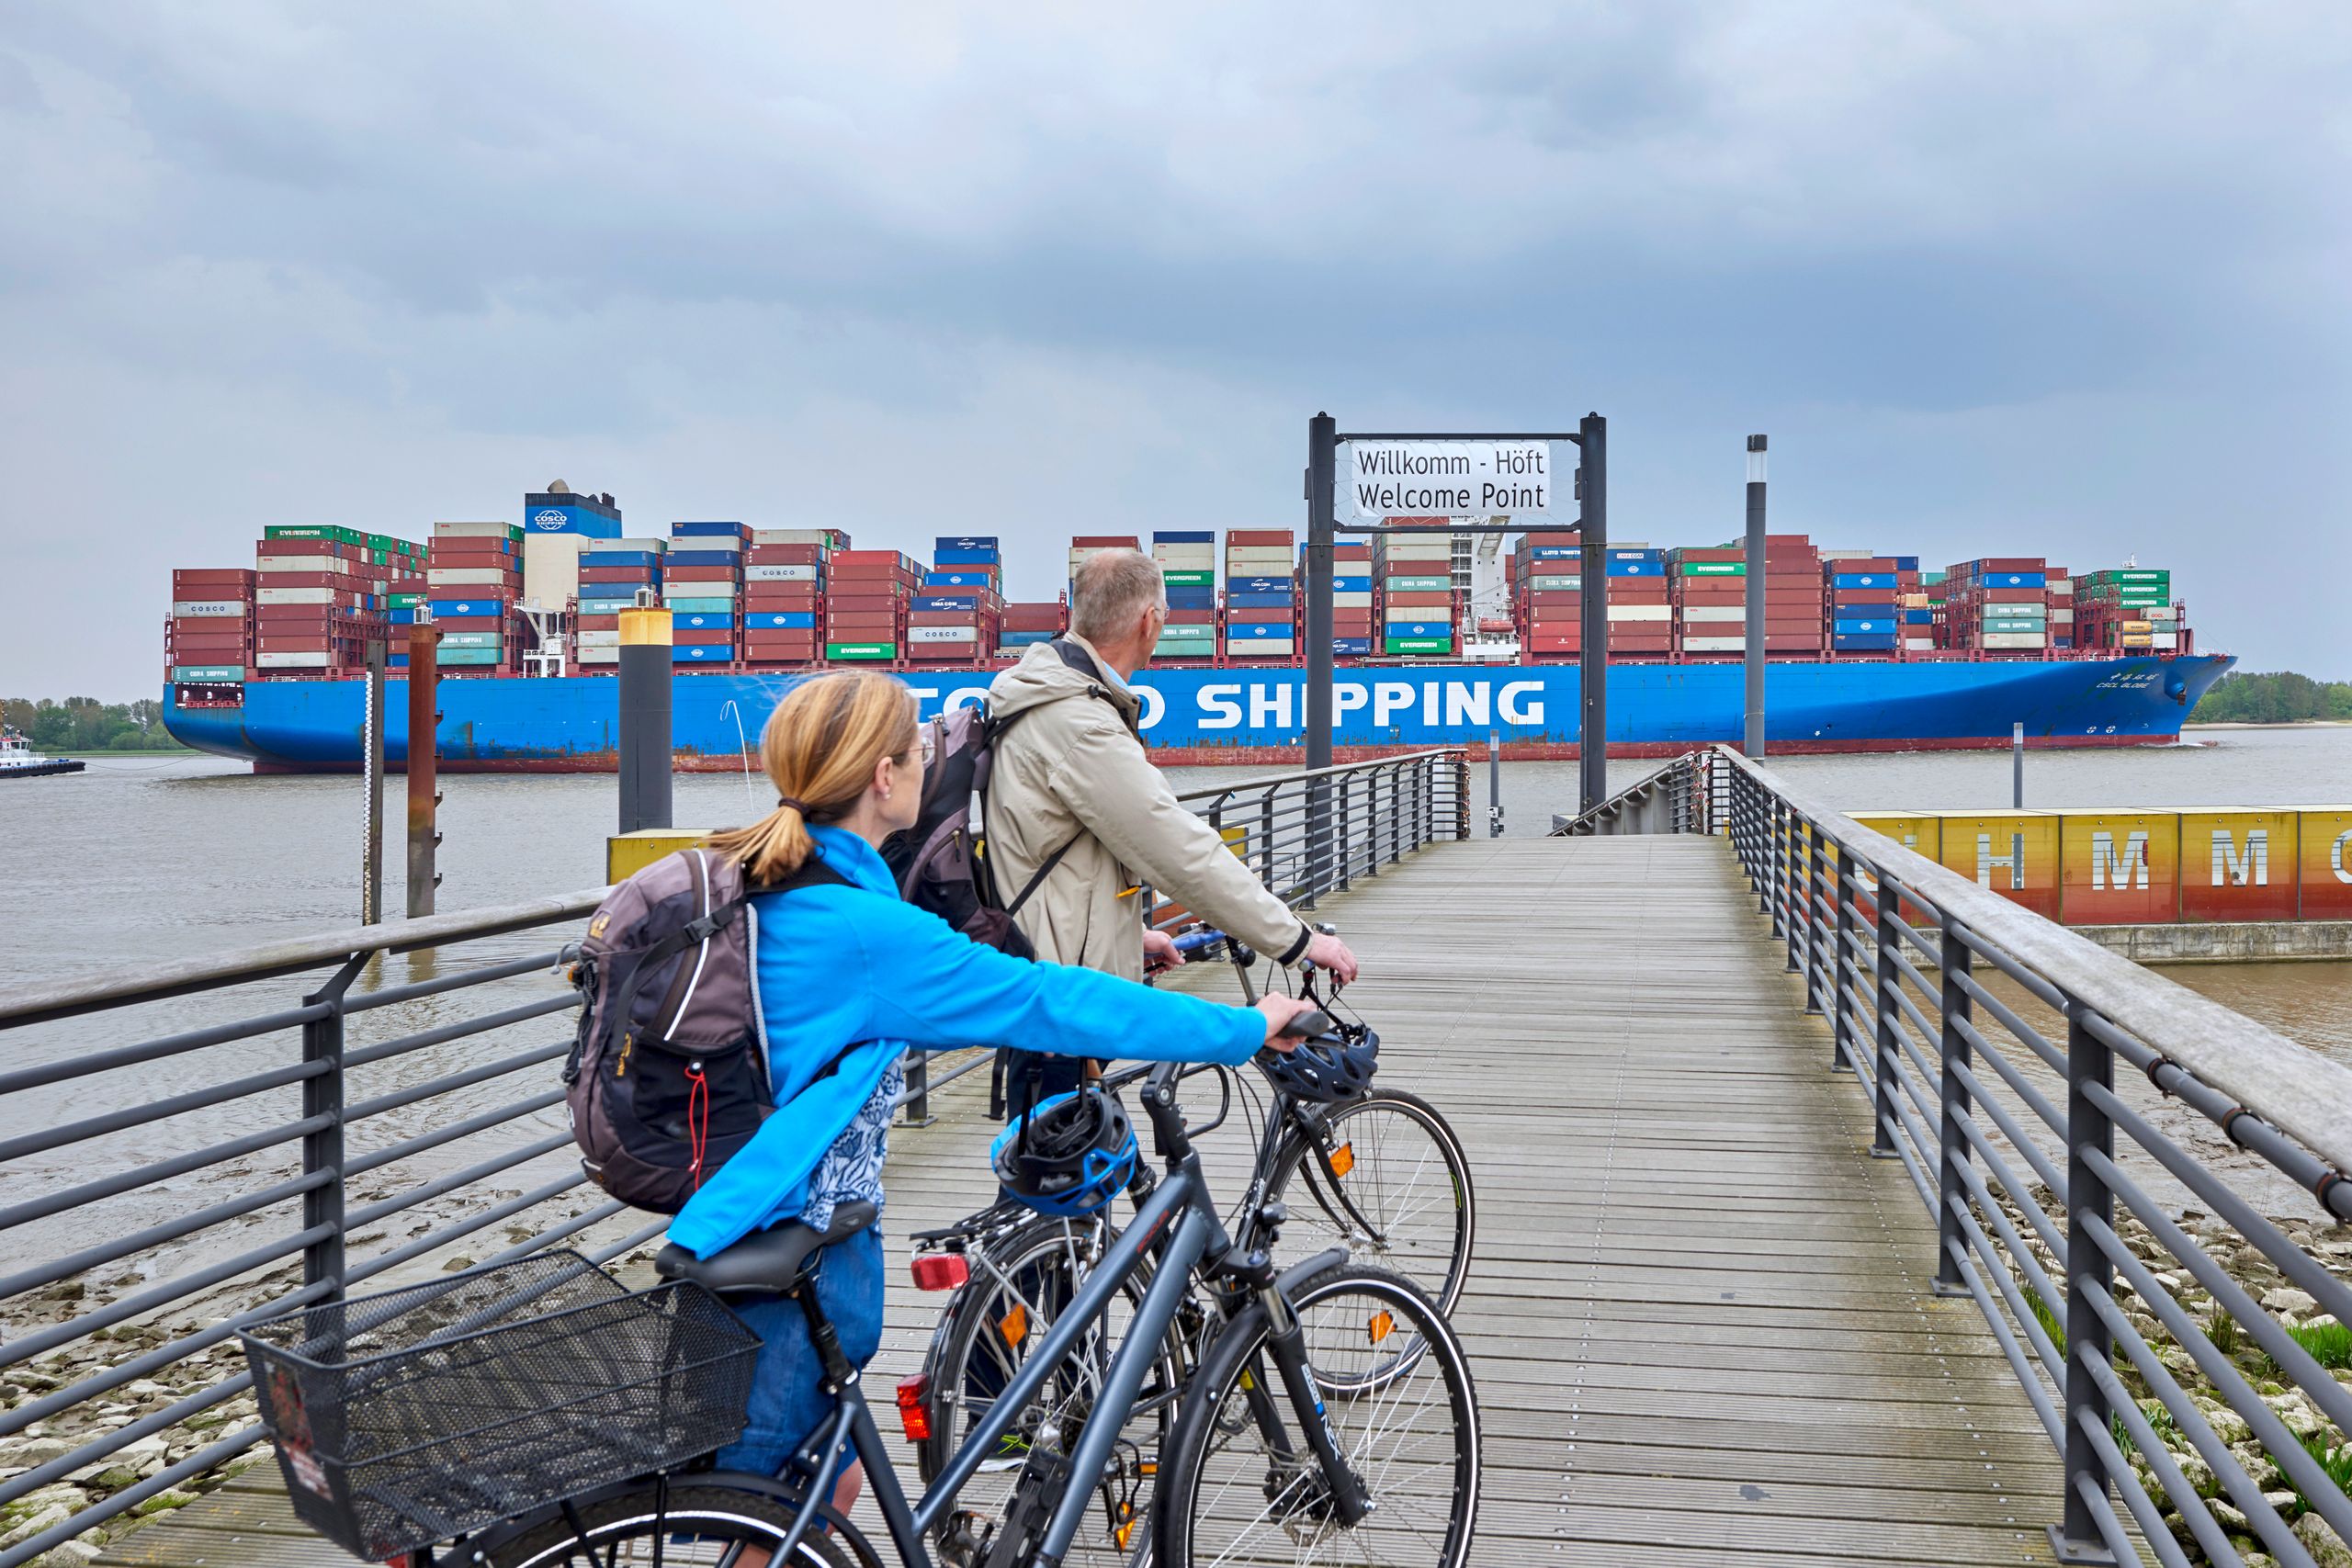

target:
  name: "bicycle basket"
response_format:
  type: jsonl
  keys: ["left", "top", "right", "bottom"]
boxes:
{"left": 237, "top": 1250, "right": 759, "bottom": 1561}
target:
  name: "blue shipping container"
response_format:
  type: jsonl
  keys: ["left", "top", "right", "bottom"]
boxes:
{"left": 1227, "top": 591, "right": 1293, "bottom": 608}
{"left": 1608, "top": 548, "right": 1665, "bottom": 563}
{"left": 934, "top": 536, "right": 1000, "bottom": 549}
{"left": 1833, "top": 599, "right": 1898, "bottom": 615}
{"left": 1229, "top": 576, "right": 1294, "bottom": 594}
{"left": 1391, "top": 621, "right": 1448, "bottom": 637}
{"left": 745, "top": 611, "right": 816, "bottom": 629}
{"left": 1527, "top": 547, "right": 1579, "bottom": 560}
{"left": 671, "top": 521, "right": 747, "bottom": 538}
{"left": 927, "top": 571, "right": 989, "bottom": 588}
{"left": 672, "top": 644, "right": 732, "bottom": 663}
{"left": 427, "top": 600, "right": 507, "bottom": 618}
{"left": 1832, "top": 572, "right": 1898, "bottom": 589}
{"left": 912, "top": 593, "right": 982, "bottom": 612}
{"left": 1167, "top": 589, "right": 1216, "bottom": 609}
{"left": 1833, "top": 633, "right": 1899, "bottom": 650}
{"left": 1983, "top": 571, "right": 2048, "bottom": 588}
{"left": 934, "top": 548, "right": 1001, "bottom": 567}
{"left": 665, "top": 550, "right": 742, "bottom": 568}
{"left": 438, "top": 648, "right": 505, "bottom": 665}
{"left": 1834, "top": 617, "right": 1893, "bottom": 634}
{"left": 1228, "top": 622, "right": 1287, "bottom": 639}
{"left": 1000, "top": 629, "right": 1053, "bottom": 646}
{"left": 673, "top": 612, "right": 734, "bottom": 630}
{"left": 1903, "top": 609, "right": 1934, "bottom": 625}
{"left": 582, "top": 551, "right": 661, "bottom": 569}
{"left": 1331, "top": 637, "right": 1373, "bottom": 656}
{"left": 1604, "top": 561, "right": 1662, "bottom": 577}
{"left": 388, "top": 609, "right": 414, "bottom": 626}
{"left": 1893, "top": 557, "right": 1919, "bottom": 570}
{"left": 1154, "top": 530, "right": 1215, "bottom": 543}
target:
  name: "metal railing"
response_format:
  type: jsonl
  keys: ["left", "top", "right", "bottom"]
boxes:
{"left": 0, "top": 747, "right": 1466, "bottom": 1566}
{"left": 1712, "top": 745, "right": 2352, "bottom": 1567}
{"left": 1547, "top": 750, "right": 1724, "bottom": 837}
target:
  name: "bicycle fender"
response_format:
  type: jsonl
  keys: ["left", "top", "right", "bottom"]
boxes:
{"left": 1276, "top": 1247, "right": 1350, "bottom": 1295}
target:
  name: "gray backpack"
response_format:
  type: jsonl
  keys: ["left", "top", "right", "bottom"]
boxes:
{"left": 563, "top": 848, "right": 846, "bottom": 1213}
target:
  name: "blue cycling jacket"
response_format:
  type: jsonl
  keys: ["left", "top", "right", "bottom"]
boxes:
{"left": 666, "top": 825, "right": 1264, "bottom": 1258}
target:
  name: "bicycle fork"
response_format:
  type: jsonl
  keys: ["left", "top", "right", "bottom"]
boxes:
{"left": 1250, "top": 1284, "right": 1373, "bottom": 1529}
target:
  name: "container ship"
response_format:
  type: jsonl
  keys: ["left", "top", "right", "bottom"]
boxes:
{"left": 161, "top": 485, "right": 2231, "bottom": 769}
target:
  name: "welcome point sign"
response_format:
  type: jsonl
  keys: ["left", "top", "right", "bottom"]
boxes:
{"left": 1345, "top": 440, "right": 1555, "bottom": 518}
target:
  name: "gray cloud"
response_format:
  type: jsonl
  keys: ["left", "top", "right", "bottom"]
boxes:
{"left": 2, "top": 0, "right": 2347, "bottom": 698}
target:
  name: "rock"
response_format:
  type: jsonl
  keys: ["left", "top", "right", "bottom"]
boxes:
{"left": 2210, "top": 1407, "right": 2256, "bottom": 1445}
{"left": 0, "top": 1506, "right": 74, "bottom": 1552}
{"left": 2298, "top": 1511, "right": 2352, "bottom": 1568}
{"left": 441, "top": 1256, "right": 476, "bottom": 1272}
{"left": 2264, "top": 1488, "right": 2302, "bottom": 1518}
{"left": 2267, "top": 1287, "right": 2322, "bottom": 1315}
{"left": 4, "top": 1439, "right": 73, "bottom": 1468}
{"left": 130, "top": 1488, "right": 197, "bottom": 1517}
{"left": 30, "top": 1540, "right": 101, "bottom": 1567}
{"left": 2264, "top": 1393, "right": 2329, "bottom": 1439}
{"left": 2214, "top": 1500, "right": 2252, "bottom": 1531}
{"left": 2178, "top": 1447, "right": 2221, "bottom": 1498}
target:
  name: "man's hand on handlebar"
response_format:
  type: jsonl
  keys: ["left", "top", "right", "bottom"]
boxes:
{"left": 1142, "top": 929, "right": 1184, "bottom": 976}
{"left": 1254, "top": 996, "right": 1322, "bottom": 1053}
{"left": 1302, "top": 929, "right": 1359, "bottom": 985}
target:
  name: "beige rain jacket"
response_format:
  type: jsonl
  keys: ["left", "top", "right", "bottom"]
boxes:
{"left": 984, "top": 636, "right": 1313, "bottom": 981}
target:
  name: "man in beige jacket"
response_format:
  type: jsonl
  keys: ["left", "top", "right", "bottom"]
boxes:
{"left": 986, "top": 549, "right": 1359, "bottom": 1104}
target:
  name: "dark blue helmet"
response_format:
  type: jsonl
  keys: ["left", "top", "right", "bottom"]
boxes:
{"left": 991, "top": 1089, "right": 1137, "bottom": 1217}
{"left": 1259, "top": 1029, "right": 1379, "bottom": 1103}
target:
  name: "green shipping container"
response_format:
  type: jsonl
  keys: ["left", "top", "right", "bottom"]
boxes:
{"left": 1677, "top": 561, "right": 1747, "bottom": 576}
{"left": 1161, "top": 570, "right": 1216, "bottom": 587}
{"left": 171, "top": 665, "right": 244, "bottom": 682}
{"left": 438, "top": 648, "right": 505, "bottom": 666}
{"left": 1384, "top": 575, "right": 1452, "bottom": 592}
{"left": 1385, "top": 636, "right": 1454, "bottom": 655}
{"left": 390, "top": 592, "right": 425, "bottom": 608}
{"left": 263, "top": 524, "right": 367, "bottom": 546}
{"left": 438, "top": 632, "right": 503, "bottom": 649}
{"left": 825, "top": 642, "right": 897, "bottom": 660}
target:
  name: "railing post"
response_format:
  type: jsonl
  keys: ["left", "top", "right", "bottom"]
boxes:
{"left": 900, "top": 1047, "right": 933, "bottom": 1128}
{"left": 1338, "top": 773, "right": 1354, "bottom": 891}
{"left": 1871, "top": 872, "right": 1902, "bottom": 1158}
{"left": 1769, "top": 799, "right": 1787, "bottom": 939}
{"left": 1804, "top": 829, "right": 1827, "bottom": 1020}
{"left": 1259, "top": 791, "right": 1276, "bottom": 886}
{"left": 1831, "top": 846, "right": 1856, "bottom": 1066}
{"left": 2050, "top": 1002, "right": 2118, "bottom": 1564}
{"left": 1364, "top": 770, "right": 1381, "bottom": 875}
{"left": 1754, "top": 779, "right": 1771, "bottom": 910}
{"left": 1935, "top": 912, "right": 1973, "bottom": 1293}
{"left": 302, "top": 953, "right": 368, "bottom": 1303}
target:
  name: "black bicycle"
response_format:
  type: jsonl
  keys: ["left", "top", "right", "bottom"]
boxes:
{"left": 239, "top": 1027, "right": 1481, "bottom": 1568}
{"left": 904, "top": 931, "right": 1476, "bottom": 1563}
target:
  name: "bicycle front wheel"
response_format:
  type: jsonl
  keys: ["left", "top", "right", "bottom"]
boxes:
{"left": 489, "top": 1483, "right": 867, "bottom": 1566}
{"left": 1157, "top": 1263, "right": 1480, "bottom": 1567}
{"left": 1266, "top": 1088, "right": 1476, "bottom": 1314}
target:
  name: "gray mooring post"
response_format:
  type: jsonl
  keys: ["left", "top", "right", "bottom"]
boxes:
{"left": 361, "top": 638, "right": 386, "bottom": 924}
{"left": 1577, "top": 412, "right": 1608, "bottom": 814}
{"left": 1304, "top": 412, "right": 1339, "bottom": 892}
{"left": 618, "top": 604, "right": 674, "bottom": 833}
{"left": 2013, "top": 722, "right": 2026, "bottom": 808}
{"left": 1744, "top": 434, "right": 1768, "bottom": 757}
{"left": 1488, "top": 729, "right": 1503, "bottom": 837}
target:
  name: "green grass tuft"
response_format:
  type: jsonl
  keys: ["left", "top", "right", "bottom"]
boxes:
{"left": 2287, "top": 1319, "right": 2352, "bottom": 1371}
{"left": 2209, "top": 1310, "right": 2243, "bottom": 1356}
{"left": 2026, "top": 1287, "right": 2067, "bottom": 1361}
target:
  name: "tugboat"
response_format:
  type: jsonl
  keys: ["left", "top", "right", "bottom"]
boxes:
{"left": 0, "top": 728, "right": 85, "bottom": 779}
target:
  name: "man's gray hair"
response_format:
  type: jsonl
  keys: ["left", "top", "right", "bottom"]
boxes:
{"left": 1069, "top": 548, "right": 1166, "bottom": 642}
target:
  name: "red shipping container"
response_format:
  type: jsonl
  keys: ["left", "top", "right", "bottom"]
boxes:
{"left": 579, "top": 567, "right": 657, "bottom": 585}
{"left": 827, "top": 593, "right": 903, "bottom": 615}
{"left": 834, "top": 550, "right": 923, "bottom": 571}
{"left": 673, "top": 631, "right": 735, "bottom": 649}
{"left": 174, "top": 569, "right": 257, "bottom": 590}
{"left": 1675, "top": 548, "right": 1744, "bottom": 563}
{"left": 1225, "top": 530, "right": 1295, "bottom": 546}
{"left": 826, "top": 615, "right": 900, "bottom": 636}
{"left": 1383, "top": 591, "right": 1450, "bottom": 608}
{"left": 577, "top": 615, "right": 619, "bottom": 632}
{"left": 743, "top": 588, "right": 822, "bottom": 609}
{"left": 255, "top": 538, "right": 360, "bottom": 559}
{"left": 256, "top": 571, "right": 372, "bottom": 592}
{"left": 665, "top": 564, "right": 741, "bottom": 583}
{"left": 1166, "top": 609, "right": 1215, "bottom": 626}
{"left": 908, "top": 611, "right": 979, "bottom": 627}
{"left": 745, "top": 544, "right": 825, "bottom": 566}
{"left": 433, "top": 616, "right": 503, "bottom": 633}
{"left": 1072, "top": 536, "right": 1139, "bottom": 547}
{"left": 1224, "top": 607, "right": 1292, "bottom": 624}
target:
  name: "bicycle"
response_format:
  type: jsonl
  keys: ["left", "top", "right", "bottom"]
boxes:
{"left": 238, "top": 1022, "right": 1482, "bottom": 1568}
{"left": 903, "top": 930, "right": 1476, "bottom": 1562}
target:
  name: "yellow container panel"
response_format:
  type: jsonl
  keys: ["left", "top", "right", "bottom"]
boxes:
{"left": 1932, "top": 812, "right": 2061, "bottom": 919}
{"left": 2299, "top": 808, "right": 2352, "bottom": 919}
{"left": 2057, "top": 812, "right": 2179, "bottom": 925}
{"left": 2178, "top": 808, "right": 2297, "bottom": 921}
{"left": 606, "top": 829, "right": 715, "bottom": 885}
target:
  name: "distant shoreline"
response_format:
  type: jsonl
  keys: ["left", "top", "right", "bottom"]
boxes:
{"left": 2183, "top": 720, "right": 2352, "bottom": 731}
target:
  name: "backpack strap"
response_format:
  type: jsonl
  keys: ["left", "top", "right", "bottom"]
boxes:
{"left": 610, "top": 852, "right": 854, "bottom": 1055}
{"left": 985, "top": 639, "right": 1128, "bottom": 919}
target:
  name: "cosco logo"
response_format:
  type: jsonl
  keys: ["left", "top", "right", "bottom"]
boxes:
{"left": 534, "top": 509, "right": 568, "bottom": 530}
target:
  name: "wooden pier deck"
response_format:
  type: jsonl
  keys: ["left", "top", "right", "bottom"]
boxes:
{"left": 100, "top": 835, "right": 2065, "bottom": 1566}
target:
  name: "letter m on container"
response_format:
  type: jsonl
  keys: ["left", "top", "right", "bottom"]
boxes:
{"left": 2058, "top": 812, "right": 2180, "bottom": 925}
{"left": 2179, "top": 809, "right": 2298, "bottom": 921}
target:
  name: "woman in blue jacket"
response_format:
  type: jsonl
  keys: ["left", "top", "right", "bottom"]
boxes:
{"left": 677, "top": 671, "right": 1316, "bottom": 1495}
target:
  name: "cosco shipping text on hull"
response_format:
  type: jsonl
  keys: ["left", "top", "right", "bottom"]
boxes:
{"left": 163, "top": 656, "right": 2233, "bottom": 771}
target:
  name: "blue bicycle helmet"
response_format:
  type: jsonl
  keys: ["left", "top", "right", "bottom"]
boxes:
{"left": 990, "top": 1089, "right": 1137, "bottom": 1218}
{"left": 1258, "top": 1029, "right": 1380, "bottom": 1104}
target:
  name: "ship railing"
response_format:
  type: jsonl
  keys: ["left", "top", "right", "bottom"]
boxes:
{"left": 0, "top": 746, "right": 1467, "bottom": 1567}
{"left": 1713, "top": 743, "right": 2352, "bottom": 1566}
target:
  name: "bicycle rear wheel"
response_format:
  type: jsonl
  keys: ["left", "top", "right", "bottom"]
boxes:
{"left": 1266, "top": 1088, "right": 1476, "bottom": 1314}
{"left": 913, "top": 1214, "right": 1188, "bottom": 1566}
{"left": 1157, "top": 1263, "right": 1480, "bottom": 1567}
{"left": 489, "top": 1483, "right": 868, "bottom": 1566}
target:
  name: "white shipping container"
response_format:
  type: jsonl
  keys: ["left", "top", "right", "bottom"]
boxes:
{"left": 430, "top": 568, "right": 518, "bottom": 586}
{"left": 1223, "top": 548, "right": 1293, "bottom": 569}
{"left": 1232, "top": 640, "right": 1297, "bottom": 656}
{"left": 752, "top": 529, "right": 841, "bottom": 547}
{"left": 257, "top": 650, "right": 335, "bottom": 668}
{"left": 1332, "top": 592, "right": 1373, "bottom": 608}
{"left": 1905, "top": 637, "right": 1937, "bottom": 649}
{"left": 1607, "top": 604, "right": 1672, "bottom": 623}
{"left": 1378, "top": 547, "right": 1452, "bottom": 566}
{"left": 173, "top": 600, "right": 248, "bottom": 617}
{"left": 2144, "top": 605, "right": 2178, "bottom": 621}
{"left": 2152, "top": 632, "right": 2180, "bottom": 649}
{"left": 1981, "top": 633, "right": 2047, "bottom": 649}
{"left": 257, "top": 556, "right": 369, "bottom": 576}
{"left": 746, "top": 564, "right": 819, "bottom": 582}
{"left": 909, "top": 626, "right": 979, "bottom": 645}
{"left": 662, "top": 585, "right": 741, "bottom": 602}
{"left": 1382, "top": 608, "right": 1453, "bottom": 626}
{"left": 1153, "top": 545, "right": 1216, "bottom": 563}
{"left": 1679, "top": 605, "right": 1747, "bottom": 623}
{"left": 577, "top": 631, "right": 622, "bottom": 648}
{"left": 672, "top": 534, "right": 744, "bottom": 552}
{"left": 578, "top": 647, "right": 620, "bottom": 663}
{"left": 257, "top": 586, "right": 352, "bottom": 606}
{"left": 434, "top": 520, "right": 514, "bottom": 537}
{"left": 611, "top": 537, "right": 670, "bottom": 554}
{"left": 1527, "top": 575, "right": 1581, "bottom": 591}
{"left": 1681, "top": 637, "right": 1747, "bottom": 651}
{"left": 523, "top": 533, "right": 587, "bottom": 607}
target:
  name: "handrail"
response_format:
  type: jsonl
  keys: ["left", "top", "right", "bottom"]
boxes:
{"left": 1713, "top": 740, "right": 2352, "bottom": 1562}
{"left": 1711, "top": 744, "right": 2352, "bottom": 1174}
{"left": 1169, "top": 748, "right": 1464, "bottom": 804}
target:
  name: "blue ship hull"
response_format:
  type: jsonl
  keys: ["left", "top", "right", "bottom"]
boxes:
{"left": 164, "top": 656, "right": 2234, "bottom": 770}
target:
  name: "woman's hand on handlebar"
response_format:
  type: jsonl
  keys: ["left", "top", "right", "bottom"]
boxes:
{"left": 1253, "top": 996, "right": 1321, "bottom": 1053}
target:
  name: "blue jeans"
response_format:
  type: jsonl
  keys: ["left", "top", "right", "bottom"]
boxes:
{"left": 715, "top": 1227, "right": 887, "bottom": 1477}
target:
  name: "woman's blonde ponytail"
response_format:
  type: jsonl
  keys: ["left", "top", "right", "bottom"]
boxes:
{"left": 707, "top": 672, "right": 918, "bottom": 882}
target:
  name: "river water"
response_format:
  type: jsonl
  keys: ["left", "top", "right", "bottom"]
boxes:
{"left": 0, "top": 730, "right": 2346, "bottom": 1308}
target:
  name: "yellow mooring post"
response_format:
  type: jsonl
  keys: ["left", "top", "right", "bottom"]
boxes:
{"left": 605, "top": 829, "right": 717, "bottom": 885}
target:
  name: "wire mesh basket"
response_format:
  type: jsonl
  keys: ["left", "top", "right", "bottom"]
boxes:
{"left": 238, "top": 1251, "right": 760, "bottom": 1561}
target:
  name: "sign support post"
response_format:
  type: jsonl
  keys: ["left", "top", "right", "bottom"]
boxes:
{"left": 1577, "top": 413, "right": 1608, "bottom": 815}
{"left": 405, "top": 618, "right": 442, "bottom": 919}
{"left": 1744, "top": 434, "right": 1768, "bottom": 758}
{"left": 361, "top": 639, "right": 386, "bottom": 925}
{"left": 1304, "top": 414, "right": 1340, "bottom": 897}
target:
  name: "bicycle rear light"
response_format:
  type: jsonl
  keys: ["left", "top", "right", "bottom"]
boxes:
{"left": 911, "top": 1252, "right": 970, "bottom": 1291}
{"left": 896, "top": 1373, "right": 933, "bottom": 1442}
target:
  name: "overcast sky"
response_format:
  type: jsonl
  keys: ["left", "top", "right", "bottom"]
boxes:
{"left": 4, "top": 2, "right": 2347, "bottom": 699}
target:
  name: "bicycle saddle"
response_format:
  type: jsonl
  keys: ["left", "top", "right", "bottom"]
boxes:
{"left": 653, "top": 1201, "right": 878, "bottom": 1295}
